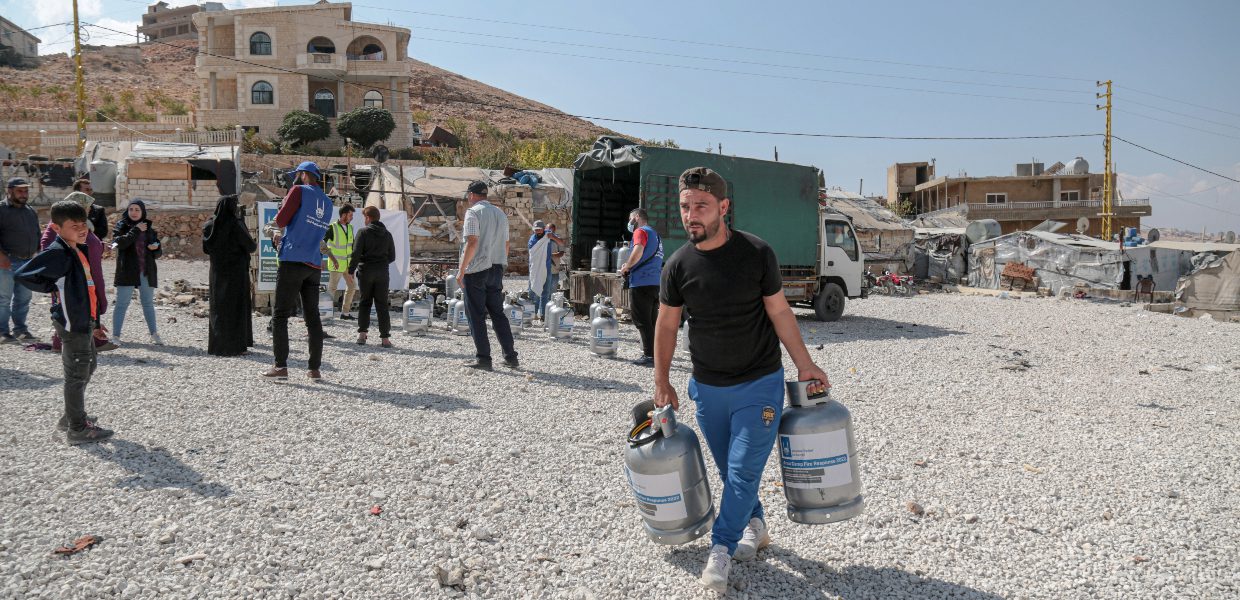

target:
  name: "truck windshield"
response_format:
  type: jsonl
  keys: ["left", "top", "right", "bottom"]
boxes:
{"left": 824, "top": 221, "right": 858, "bottom": 261}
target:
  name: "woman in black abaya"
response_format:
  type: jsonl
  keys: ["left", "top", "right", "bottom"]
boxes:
{"left": 203, "top": 195, "right": 257, "bottom": 356}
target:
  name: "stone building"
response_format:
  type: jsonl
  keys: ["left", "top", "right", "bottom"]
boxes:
{"left": 139, "top": 2, "right": 225, "bottom": 43}
{"left": 192, "top": 2, "right": 415, "bottom": 150}
{"left": 0, "top": 15, "right": 40, "bottom": 66}
{"left": 890, "top": 157, "right": 1152, "bottom": 237}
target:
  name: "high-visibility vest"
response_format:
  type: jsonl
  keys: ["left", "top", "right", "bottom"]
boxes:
{"left": 326, "top": 221, "right": 354, "bottom": 272}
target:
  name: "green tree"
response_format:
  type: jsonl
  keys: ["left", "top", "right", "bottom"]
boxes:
{"left": 336, "top": 106, "right": 396, "bottom": 150}
{"left": 277, "top": 110, "right": 331, "bottom": 146}
{"left": 646, "top": 138, "right": 680, "bottom": 148}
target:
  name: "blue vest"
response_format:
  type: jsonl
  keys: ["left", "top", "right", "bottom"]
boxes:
{"left": 279, "top": 184, "right": 332, "bottom": 264}
{"left": 630, "top": 225, "right": 663, "bottom": 288}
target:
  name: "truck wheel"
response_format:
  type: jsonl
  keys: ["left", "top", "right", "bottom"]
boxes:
{"left": 813, "top": 283, "right": 846, "bottom": 322}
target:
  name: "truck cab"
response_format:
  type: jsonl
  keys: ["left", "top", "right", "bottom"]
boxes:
{"left": 780, "top": 210, "right": 865, "bottom": 321}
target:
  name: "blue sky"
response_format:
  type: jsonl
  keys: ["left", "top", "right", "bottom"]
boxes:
{"left": 7, "top": 0, "right": 1239, "bottom": 232}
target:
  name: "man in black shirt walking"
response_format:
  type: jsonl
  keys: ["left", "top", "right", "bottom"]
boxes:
{"left": 654, "top": 167, "right": 829, "bottom": 594}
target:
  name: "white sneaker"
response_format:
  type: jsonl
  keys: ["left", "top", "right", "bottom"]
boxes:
{"left": 698, "top": 544, "right": 731, "bottom": 594}
{"left": 733, "top": 517, "right": 771, "bottom": 561}
{"left": 150, "top": 333, "right": 164, "bottom": 346}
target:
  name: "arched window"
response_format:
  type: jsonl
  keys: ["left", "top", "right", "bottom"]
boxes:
{"left": 313, "top": 89, "right": 336, "bottom": 117}
{"left": 251, "top": 81, "right": 273, "bottom": 105}
{"left": 347, "top": 36, "right": 385, "bottom": 61}
{"left": 249, "top": 31, "right": 271, "bottom": 55}
{"left": 363, "top": 90, "right": 383, "bottom": 109}
{"left": 307, "top": 37, "right": 335, "bottom": 54}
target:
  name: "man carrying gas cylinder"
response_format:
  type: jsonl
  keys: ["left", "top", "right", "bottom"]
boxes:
{"left": 652, "top": 167, "right": 830, "bottom": 594}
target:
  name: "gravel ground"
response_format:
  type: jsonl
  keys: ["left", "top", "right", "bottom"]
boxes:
{"left": 1, "top": 259, "right": 1237, "bottom": 599}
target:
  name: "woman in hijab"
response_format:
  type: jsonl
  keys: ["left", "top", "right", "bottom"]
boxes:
{"left": 202, "top": 194, "right": 257, "bottom": 356}
{"left": 112, "top": 199, "right": 163, "bottom": 345}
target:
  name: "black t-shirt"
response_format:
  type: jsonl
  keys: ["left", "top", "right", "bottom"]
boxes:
{"left": 660, "top": 230, "right": 782, "bottom": 386}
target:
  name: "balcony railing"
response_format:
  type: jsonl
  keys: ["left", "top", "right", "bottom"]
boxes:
{"left": 967, "top": 199, "right": 1150, "bottom": 211}
{"left": 347, "top": 52, "right": 385, "bottom": 61}
{"left": 295, "top": 53, "right": 347, "bottom": 73}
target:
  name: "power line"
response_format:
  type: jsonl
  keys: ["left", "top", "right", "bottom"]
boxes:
{"left": 19, "top": 22, "right": 73, "bottom": 33}
{"left": 1124, "top": 178, "right": 1240, "bottom": 218}
{"left": 1115, "top": 84, "right": 1240, "bottom": 120}
{"left": 1113, "top": 136, "right": 1240, "bottom": 184}
{"left": 81, "top": 22, "right": 1240, "bottom": 185}
{"left": 1120, "top": 97, "right": 1240, "bottom": 132}
{"left": 351, "top": 4, "right": 1096, "bottom": 83}
{"left": 412, "top": 35, "right": 1093, "bottom": 106}
{"left": 1116, "top": 109, "right": 1240, "bottom": 141}
{"left": 403, "top": 25, "right": 1092, "bottom": 96}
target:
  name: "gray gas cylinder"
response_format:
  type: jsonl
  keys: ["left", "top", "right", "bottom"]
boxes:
{"left": 503, "top": 293, "right": 523, "bottom": 337}
{"left": 544, "top": 292, "right": 564, "bottom": 332}
{"left": 625, "top": 402, "right": 715, "bottom": 545}
{"left": 452, "top": 291, "right": 470, "bottom": 336}
{"left": 610, "top": 245, "right": 622, "bottom": 272}
{"left": 446, "top": 293, "right": 459, "bottom": 332}
{"left": 318, "top": 288, "right": 335, "bottom": 325}
{"left": 591, "top": 241, "right": 610, "bottom": 273}
{"left": 777, "top": 381, "right": 864, "bottom": 524}
{"left": 548, "top": 297, "right": 575, "bottom": 339}
{"left": 589, "top": 303, "right": 620, "bottom": 356}
{"left": 588, "top": 293, "right": 605, "bottom": 322}
{"left": 517, "top": 291, "right": 536, "bottom": 330}
{"left": 616, "top": 244, "right": 632, "bottom": 272}
{"left": 403, "top": 288, "right": 433, "bottom": 335}
{"left": 445, "top": 273, "right": 459, "bottom": 299}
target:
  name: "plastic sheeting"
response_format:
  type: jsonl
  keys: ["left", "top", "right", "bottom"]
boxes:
{"left": 968, "top": 232, "right": 1125, "bottom": 293}
{"left": 572, "top": 136, "right": 643, "bottom": 170}
{"left": 1176, "top": 251, "right": 1240, "bottom": 311}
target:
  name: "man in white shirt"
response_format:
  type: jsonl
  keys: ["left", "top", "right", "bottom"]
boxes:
{"left": 458, "top": 181, "right": 518, "bottom": 370}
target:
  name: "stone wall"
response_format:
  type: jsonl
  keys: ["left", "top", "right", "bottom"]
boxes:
{"left": 148, "top": 208, "right": 214, "bottom": 260}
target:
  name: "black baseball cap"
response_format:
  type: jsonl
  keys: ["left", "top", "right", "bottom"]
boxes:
{"left": 7, "top": 177, "right": 30, "bottom": 189}
{"left": 678, "top": 167, "right": 727, "bottom": 201}
{"left": 467, "top": 180, "right": 489, "bottom": 196}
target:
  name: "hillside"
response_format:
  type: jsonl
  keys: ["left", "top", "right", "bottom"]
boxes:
{"left": 0, "top": 40, "right": 613, "bottom": 141}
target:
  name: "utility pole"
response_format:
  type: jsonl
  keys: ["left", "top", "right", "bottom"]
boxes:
{"left": 72, "top": 0, "right": 87, "bottom": 154}
{"left": 1096, "top": 80, "right": 1113, "bottom": 241}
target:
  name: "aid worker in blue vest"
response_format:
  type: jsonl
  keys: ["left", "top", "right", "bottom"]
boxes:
{"left": 616, "top": 208, "right": 662, "bottom": 366}
{"left": 263, "top": 161, "right": 332, "bottom": 381}
{"left": 322, "top": 204, "right": 358, "bottom": 320}
{"left": 653, "top": 167, "right": 829, "bottom": 594}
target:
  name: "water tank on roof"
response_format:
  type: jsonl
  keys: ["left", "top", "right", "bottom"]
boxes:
{"left": 1064, "top": 156, "right": 1089, "bottom": 175}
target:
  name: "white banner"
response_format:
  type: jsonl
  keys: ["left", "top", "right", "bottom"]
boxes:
{"left": 257, "top": 201, "right": 410, "bottom": 292}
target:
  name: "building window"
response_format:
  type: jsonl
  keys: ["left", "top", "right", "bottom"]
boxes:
{"left": 251, "top": 81, "right": 273, "bottom": 105}
{"left": 314, "top": 89, "right": 336, "bottom": 117}
{"left": 307, "top": 37, "right": 335, "bottom": 54}
{"left": 985, "top": 193, "right": 1007, "bottom": 204}
{"left": 363, "top": 90, "right": 383, "bottom": 109}
{"left": 249, "top": 32, "right": 271, "bottom": 55}
{"left": 1060, "top": 190, "right": 1080, "bottom": 202}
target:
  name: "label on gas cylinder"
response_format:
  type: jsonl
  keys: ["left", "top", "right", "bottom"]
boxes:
{"left": 560, "top": 316, "right": 574, "bottom": 331}
{"left": 778, "top": 429, "right": 852, "bottom": 490}
{"left": 625, "top": 467, "right": 687, "bottom": 521}
{"left": 594, "top": 329, "right": 618, "bottom": 347}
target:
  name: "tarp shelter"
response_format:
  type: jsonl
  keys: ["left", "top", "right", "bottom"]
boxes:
{"left": 822, "top": 190, "right": 914, "bottom": 259}
{"left": 911, "top": 228, "right": 968, "bottom": 283}
{"left": 1175, "top": 251, "right": 1240, "bottom": 314}
{"left": 82, "top": 141, "right": 241, "bottom": 209}
{"left": 968, "top": 231, "right": 1126, "bottom": 293}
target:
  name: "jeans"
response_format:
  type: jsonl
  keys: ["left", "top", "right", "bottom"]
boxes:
{"left": 272, "top": 262, "right": 324, "bottom": 370}
{"left": 113, "top": 274, "right": 157, "bottom": 338}
{"left": 55, "top": 322, "right": 97, "bottom": 431}
{"left": 0, "top": 259, "right": 32, "bottom": 336}
{"left": 328, "top": 270, "right": 357, "bottom": 314}
{"left": 356, "top": 267, "right": 390, "bottom": 338}
{"left": 689, "top": 368, "right": 785, "bottom": 554}
{"left": 629, "top": 285, "right": 659, "bottom": 358}
{"left": 541, "top": 272, "right": 560, "bottom": 316}
{"left": 462, "top": 264, "right": 517, "bottom": 362}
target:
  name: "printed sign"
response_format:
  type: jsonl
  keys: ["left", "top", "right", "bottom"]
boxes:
{"left": 779, "top": 429, "right": 852, "bottom": 490}
{"left": 625, "top": 467, "right": 687, "bottom": 522}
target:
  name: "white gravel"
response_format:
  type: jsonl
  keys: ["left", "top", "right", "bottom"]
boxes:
{"left": 1, "top": 259, "right": 1237, "bottom": 599}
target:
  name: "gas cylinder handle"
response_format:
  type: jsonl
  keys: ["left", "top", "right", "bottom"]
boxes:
{"left": 786, "top": 380, "right": 830, "bottom": 407}
{"left": 652, "top": 405, "right": 677, "bottom": 438}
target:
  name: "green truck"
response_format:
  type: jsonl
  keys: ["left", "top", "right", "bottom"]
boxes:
{"left": 567, "top": 138, "right": 865, "bottom": 321}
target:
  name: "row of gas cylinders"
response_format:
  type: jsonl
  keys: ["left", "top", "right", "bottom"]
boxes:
{"left": 591, "top": 240, "right": 633, "bottom": 274}
{"left": 390, "top": 288, "right": 624, "bottom": 357}
{"left": 624, "top": 381, "right": 864, "bottom": 545}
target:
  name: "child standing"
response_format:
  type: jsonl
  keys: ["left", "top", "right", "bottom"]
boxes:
{"left": 111, "top": 199, "right": 162, "bottom": 345}
{"left": 15, "top": 201, "right": 113, "bottom": 443}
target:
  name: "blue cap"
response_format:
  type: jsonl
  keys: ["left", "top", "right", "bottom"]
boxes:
{"left": 293, "top": 161, "right": 321, "bottom": 180}
{"left": 7, "top": 177, "right": 29, "bottom": 188}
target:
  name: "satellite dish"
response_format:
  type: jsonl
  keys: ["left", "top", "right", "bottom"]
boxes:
{"left": 1076, "top": 217, "right": 1090, "bottom": 234}
{"left": 1147, "top": 228, "right": 1161, "bottom": 243}
{"left": 1225, "top": 231, "right": 1237, "bottom": 244}
{"left": 372, "top": 144, "right": 390, "bottom": 163}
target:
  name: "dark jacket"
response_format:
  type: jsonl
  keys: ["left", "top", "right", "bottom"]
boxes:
{"left": 89, "top": 205, "right": 109, "bottom": 240}
{"left": 112, "top": 202, "right": 162, "bottom": 287}
{"left": 14, "top": 236, "right": 104, "bottom": 334}
{"left": 349, "top": 220, "right": 395, "bottom": 275}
